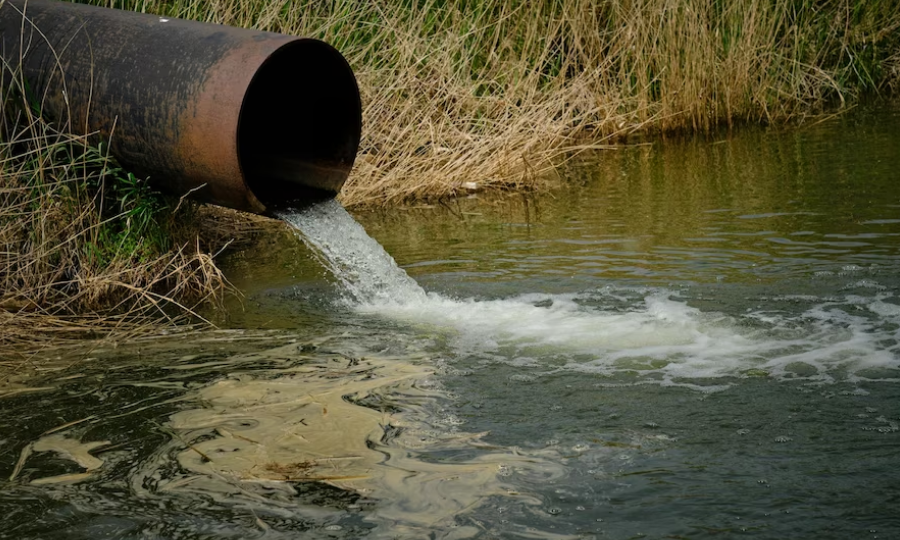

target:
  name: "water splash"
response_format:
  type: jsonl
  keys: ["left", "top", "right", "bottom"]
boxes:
{"left": 281, "top": 201, "right": 900, "bottom": 387}
{"left": 278, "top": 200, "right": 427, "bottom": 306}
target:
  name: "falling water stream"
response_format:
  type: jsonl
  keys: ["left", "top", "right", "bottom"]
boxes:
{"left": 3, "top": 102, "right": 900, "bottom": 539}
{"left": 281, "top": 198, "right": 900, "bottom": 390}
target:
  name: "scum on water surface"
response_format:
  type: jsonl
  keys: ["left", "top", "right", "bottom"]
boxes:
{"left": 4, "top": 102, "right": 900, "bottom": 539}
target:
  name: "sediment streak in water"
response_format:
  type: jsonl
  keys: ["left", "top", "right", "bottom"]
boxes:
{"left": 151, "top": 340, "right": 565, "bottom": 538}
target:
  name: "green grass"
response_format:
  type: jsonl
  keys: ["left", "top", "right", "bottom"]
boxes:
{"left": 0, "top": 55, "right": 230, "bottom": 352}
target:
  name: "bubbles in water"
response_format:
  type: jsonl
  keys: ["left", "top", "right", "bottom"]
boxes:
{"left": 281, "top": 200, "right": 900, "bottom": 390}
{"left": 848, "top": 280, "right": 888, "bottom": 291}
{"left": 839, "top": 264, "right": 864, "bottom": 275}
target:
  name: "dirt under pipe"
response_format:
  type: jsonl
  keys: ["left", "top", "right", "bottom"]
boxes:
{"left": 0, "top": 0, "right": 362, "bottom": 215}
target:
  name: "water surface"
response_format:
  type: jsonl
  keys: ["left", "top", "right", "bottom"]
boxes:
{"left": 3, "top": 102, "right": 900, "bottom": 539}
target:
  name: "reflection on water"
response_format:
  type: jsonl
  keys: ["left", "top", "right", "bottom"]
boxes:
{"left": 242, "top": 101, "right": 900, "bottom": 539}
{"left": 355, "top": 101, "right": 900, "bottom": 285}
{"left": 4, "top": 102, "right": 900, "bottom": 539}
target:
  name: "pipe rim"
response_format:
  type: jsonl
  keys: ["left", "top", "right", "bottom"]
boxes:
{"left": 237, "top": 38, "right": 362, "bottom": 212}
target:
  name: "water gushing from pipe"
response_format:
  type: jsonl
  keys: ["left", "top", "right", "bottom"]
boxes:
{"left": 278, "top": 200, "right": 428, "bottom": 306}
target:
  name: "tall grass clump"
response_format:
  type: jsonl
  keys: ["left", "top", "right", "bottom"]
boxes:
{"left": 0, "top": 53, "right": 230, "bottom": 353}
{"left": 93, "top": 0, "right": 900, "bottom": 206}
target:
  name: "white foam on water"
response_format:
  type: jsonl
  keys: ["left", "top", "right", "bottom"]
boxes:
{"left": 281, "top": 201, "right": 900, "bottom": 387}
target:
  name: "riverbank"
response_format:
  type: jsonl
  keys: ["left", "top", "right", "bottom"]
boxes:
{"left": 97, "top": 0, "right": 900, "bottom": 206}
{"left": 2, "top": 0, "right": 898, "bottom": 353}
{"left": 4, "top": 101, "right": 900, "bottom": 537}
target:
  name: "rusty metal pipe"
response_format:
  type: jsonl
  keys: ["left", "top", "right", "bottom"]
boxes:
{"left": 0, "top": 0, "right": 362, "bottom": 214}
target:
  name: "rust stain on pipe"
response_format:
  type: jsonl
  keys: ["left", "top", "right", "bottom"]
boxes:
{"left": 182, "top": 42, "right": 265, "bottom": 212}
{"left": 0, "top": 0, "right": 362, "bottom": 214}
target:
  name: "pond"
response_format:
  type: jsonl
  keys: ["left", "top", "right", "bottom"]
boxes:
{"left": 2, "top": 101, "right": 900, "bottom": 539}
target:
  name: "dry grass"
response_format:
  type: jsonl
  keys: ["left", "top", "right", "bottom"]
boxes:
{"left": 889, "top": 50, "right": 900, "bottom": 92}
{"left": 2, "top": 0, "right": 899, "bottom": 355}
{"left": 94, "top": 0, "right": 900, "bottom": 207}
{"left": 0, "top": 47, "right": 234, "bottom": 356}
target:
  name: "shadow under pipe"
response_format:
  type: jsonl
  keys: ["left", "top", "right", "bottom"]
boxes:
{"left": 0, "top": 0, "right": 362, "bottom": 215}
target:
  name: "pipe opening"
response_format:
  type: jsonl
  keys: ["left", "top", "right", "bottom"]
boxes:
{"left": 238, "top": 39, "right": 362, "bottom": 212}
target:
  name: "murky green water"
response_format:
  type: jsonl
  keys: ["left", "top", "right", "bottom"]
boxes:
{"left": 3, "top": 102, "right": 900, "bottom": 539}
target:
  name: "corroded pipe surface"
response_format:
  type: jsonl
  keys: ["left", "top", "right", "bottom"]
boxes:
{"left": 0, "top": 0, "right": 362, "bottom": 214}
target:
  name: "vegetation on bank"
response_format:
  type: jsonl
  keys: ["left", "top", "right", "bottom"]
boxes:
{"left": 1, "top": 0, "right": 899, "bottom": 352}
{"left": 0, "top": 50, "right": 235, "bottom": 353}
{"left": 97, "top": 0, "right": 900, "bottom": 205}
